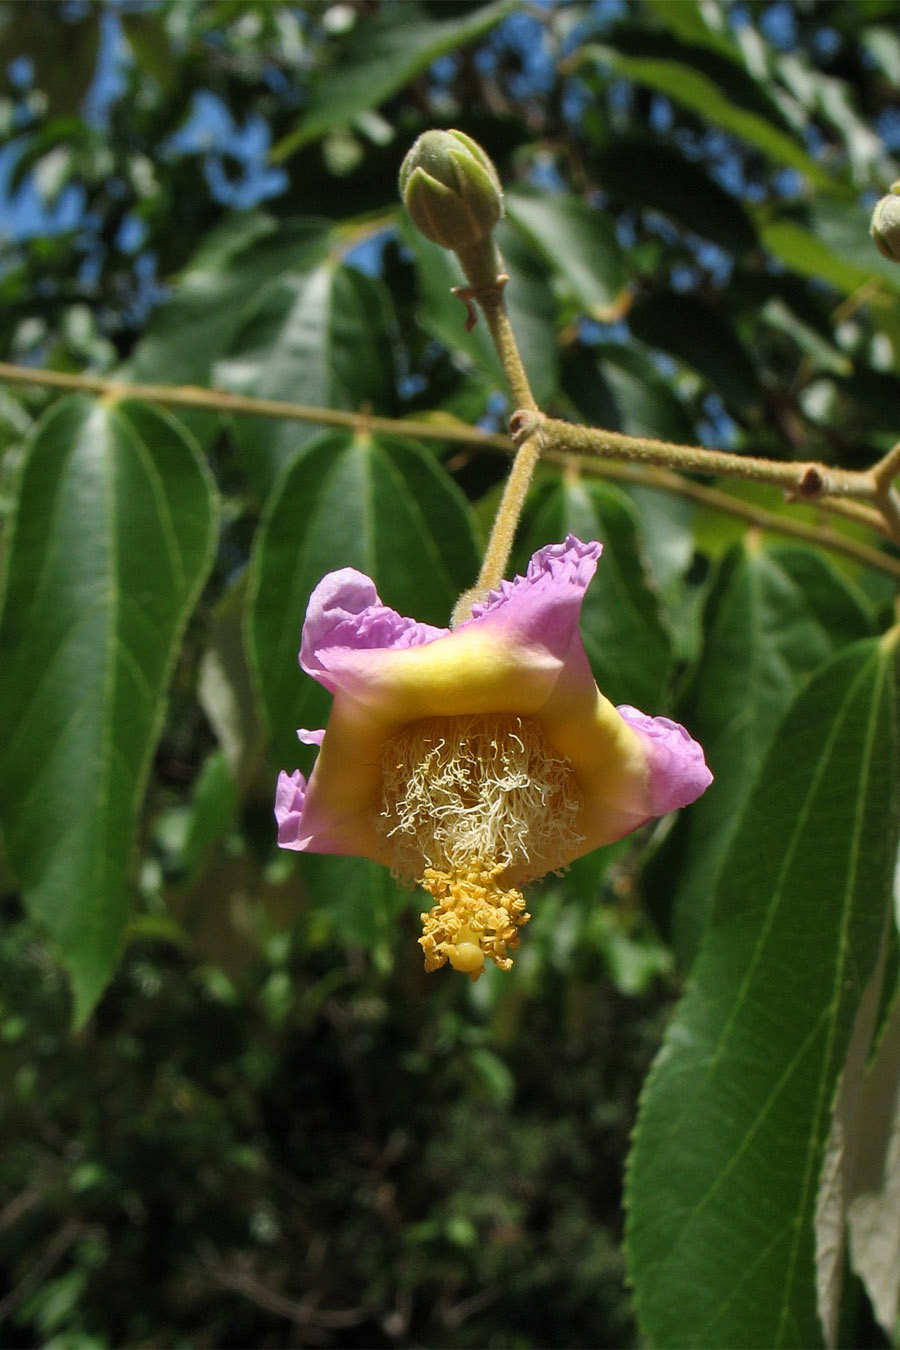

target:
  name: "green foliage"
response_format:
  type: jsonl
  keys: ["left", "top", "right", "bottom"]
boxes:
{"left": 517, "top": 477, "right": 672, "bottom": 711}
{"left": 0, "top": 397, "right": 218, "bottom": 1024}
{"left": 248, "top": 428, "right": 480, "bottom": 774}
{"left": 653, "top": 543, "right": 875, "bottom": 967}
{"left": 626, "top": 634, "right": 900, "bottom": 1346}
{"left": 2, "top": 1, "right": 900, "bottom": 1345}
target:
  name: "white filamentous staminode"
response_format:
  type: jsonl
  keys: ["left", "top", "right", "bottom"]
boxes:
{"left": 377, "top": 713, "right": 583, "bottom": 881}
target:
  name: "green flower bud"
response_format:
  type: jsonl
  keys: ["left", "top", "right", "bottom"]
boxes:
{"left": 870, "top": 182, "right": 900, "bottom": 263}
{"left": 399, "top": 129, "right": 503, "bottom": 253}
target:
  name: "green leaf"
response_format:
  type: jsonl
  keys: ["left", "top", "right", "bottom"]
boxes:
{"left": 399, "top": 213, "right": 504, "bottom": 386}
{"left": 583, "top": 44, "right": 833, "bottom": 189}
{"left": 863, "top": 24, "right": 900, "bottom": 83}
{"left": 562, "top": 343, "right": 697, "bottom": 443}
{"left": 492, "top": 219, "right": 560, "bottom": 406}
{"left": 125, "top": 213, "right": 335, "bottom": 446}
{"left": 629, "top": 292, "right": 761, "bottom": 417}
{"left": 178, "top": 750, "right": 238, "bottom": 889}
{"left": 0, "top": 397, "right": 218, "bottom": 1023}
{"left": 775, "top": 53, "right": 890, "bottom": 183}
{"left": 215, "top": 259, "right": 400, "bottom": 500}
{"left": 517, "top": 477, "right": 672, "bottom": 712}
{"left": 844, "top": 982, "right": 900, "bottom": 1338}
{"left": 760, "top": 297, "right": 853, "bottom": 376}
{"left": 656, "top": 542, "right": 873, "bottom": 967}
{"left": 815, "top": 927, "right": 894, "bottom": 1346}
{"left": 760, "top": 202, "right": 900, "bottom": 298}
{"left": 303, "top": 853, "right": 412, "bottom": 958}
{"left": 645, "top": 0, "right": 739, "bottom": 53}
{"left": 626, "top": 631, "right": 900, "bottom": 1348}
{"left": 271, "top": 0, "right": 515, "bottom": 161}
{"left": 588, "top": 138, "right": 758, "bottom": 254}
{"left": 128, "top": 214, "right": 335, "bottom": 387}
{"left": 248, "top": 429, "right": 480, "bottom": 777}
{"left": 505, "top": 185, "right": 630, "bottom": 319}
{"left": 198, "top": 570, "right": 265, "bottom": 791}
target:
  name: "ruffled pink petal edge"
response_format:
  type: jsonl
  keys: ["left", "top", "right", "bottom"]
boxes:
{"left": 276, "top": 769, "right": 308, "bottom": 849}
{"left": 617, "top": 705, "right": 713, "bottom": 814}
{"left": 300, "top": 568, "right": 448, "bottom": 690}
{"left": 469, "top": 535, "right": 602, "bottom": 621}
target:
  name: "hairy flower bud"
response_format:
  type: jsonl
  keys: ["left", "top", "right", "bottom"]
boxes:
{"left": 870, "top": 182, "right": 900, "bottom": 263}
{"left": 399, "top": 129, "right": 503, "bottom": 252}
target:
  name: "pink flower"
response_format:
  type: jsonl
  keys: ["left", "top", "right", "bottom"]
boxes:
{"left": 276, "top": 536, "right": 712, "bottom": 977}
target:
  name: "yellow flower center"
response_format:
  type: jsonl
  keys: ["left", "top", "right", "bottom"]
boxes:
{"left": 377, "top": 713, "right": 583, "bottom": 977}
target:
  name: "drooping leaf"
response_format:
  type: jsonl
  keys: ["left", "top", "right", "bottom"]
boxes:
{"left": 863, "top": 24, "right": 900, "bottom": 83}
{"left": 127, "top": 213, "right": 335, "bottom": 388}
{"left": 775, "top": 53, "right": 891, "bottom": 184}
{"left": 172, "top": 749, "right": 239, "bottom": 891}
{"left": 398, "top": 213, "right": 506, "bottom": 392}
{"left": 0, "top": 397, "right": 219, "bottom": 1023}
{"left": 628, "top": 292, "right": 761, "bottom": 417}
{"left": 645, "top": 0, "right": 743, "bottom": 55}
{"left": 125, "top": 213, "right": 335, "bottom": 446}
{"left": 198, "top": 570, "right": 265, "bottom": 792}
{"left": 562, "top": 343, "right": 697, "bottom": 443}
{"left": 654, "top": 542, "right": 873, "bottom": 967}
{"left": 589, "top": 138, "right": 758, "bottom": 253}
{"left": 398, "top": 212, "right": 559, "bottom": 406}
{"left": 492, "top": 219, "right": 561, "bottom": 406}
{"left": 303, "top": 852, "right": 413, "bottom": 959}
{"left": 845, "top": 982, "right": 900, "bottom": 1338}
{"left": 248, "top": 429, "right": 480, "bottom": 777}
{"left": 760, "top": 297, "right": 853, "bottom": 376}
{"left": 504, "top": 185, "right": 630, "bottom": 320}
{"left": 582, "top": 40, "right": 833, "bottom": 188}
{"left": 626, "top": 631, "right": 900, "bottom": 1349}
{"left": 761, "top": 201, "right": 900, "bottom": 299}
{"left": 516, "top": 477, "right": 672, "bottom": 712}
{"left": 271, "top": 0, "right": 516, "bottom": 161}
{"left": 215, "top": 259, "right": 400, "bottom": 500}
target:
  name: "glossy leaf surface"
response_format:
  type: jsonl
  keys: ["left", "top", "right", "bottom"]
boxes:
{"left": 0, "top": 397, "right": 218, "bottom": 1022}
{"left": 505, "top": 185, "right": 629, "bottom": 320}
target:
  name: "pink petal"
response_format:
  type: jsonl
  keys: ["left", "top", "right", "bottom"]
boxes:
{"left": 275, "top": 769, "right": 309, "bottom": 849}
{"left": 616, "top": 705, "right": 714, "bottom": 815}
{"left": 465, "top": 535, "right": 602, "bottom": 659}
{"left": 300, "top": 568, "right": 448, "bottom": 693}
{"left": 275, "top": 536, "right": 713, "bottom": 868}
{"left": 298, "top": 728, "right": 325, "bottom": 746}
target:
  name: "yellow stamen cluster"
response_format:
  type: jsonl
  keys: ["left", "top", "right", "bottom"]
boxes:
{"left": 420, "top": 862, "right": 530, "bottom": 976}
{"left": 377, "top": 714, "right": 583, "bottom": 976}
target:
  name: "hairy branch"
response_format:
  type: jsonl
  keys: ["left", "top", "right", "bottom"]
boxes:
{"left": 1, "top": 361, "right": 898, "bottom": 578}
